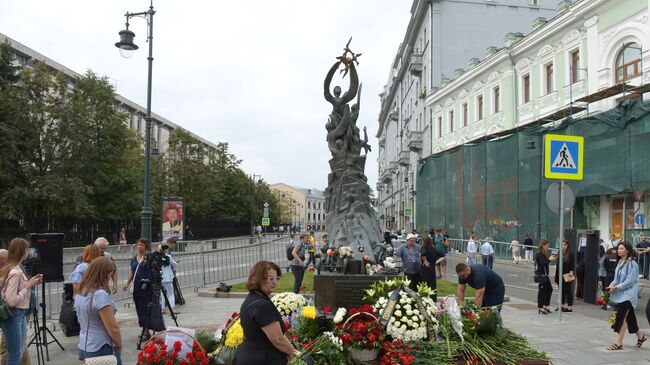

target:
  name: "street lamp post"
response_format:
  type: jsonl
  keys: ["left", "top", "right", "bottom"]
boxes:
{"left": 250, "top": 174, "right": 261, "bottom": 237}
{"left": 115, "top": 2, "right": 156, "bottom": 240}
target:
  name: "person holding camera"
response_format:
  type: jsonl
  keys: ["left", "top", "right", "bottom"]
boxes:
{"left": 157, "top": 244, "right": 178, "bottom": 314}
{"left": 0, "top": 238, "right": 43, "bottom": 365}
{"left": 75, "top": 257, "right": 123, "bottom": 365}
{"left": 123, "top": 238, "right": 165, "bottom": 341}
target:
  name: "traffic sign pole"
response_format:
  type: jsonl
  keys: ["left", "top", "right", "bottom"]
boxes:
{"left": 558, "top": 179, "right": 564, "bottom": 322}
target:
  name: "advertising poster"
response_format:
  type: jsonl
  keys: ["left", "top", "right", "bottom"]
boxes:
{"left": 162, "top": 198, "right": 184, "bottom": 241}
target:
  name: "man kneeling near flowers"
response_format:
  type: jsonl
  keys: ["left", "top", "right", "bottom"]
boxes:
{"left": 456, "top": 263, "right": 505, "bottom": 309}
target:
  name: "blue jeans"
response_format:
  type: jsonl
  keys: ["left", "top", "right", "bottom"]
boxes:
{"left": 0, "top": 309, "right": 26, "bottom": 365}
{"left": 78, "top": 344, "right": 122, "bottom": 365}
{"left": 290, "top": 265, "right": 305, "bottom": 294}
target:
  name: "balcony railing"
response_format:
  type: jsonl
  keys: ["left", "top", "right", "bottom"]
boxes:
{"left": 398, "top": 150, "right": 410, "bottom": 166}
{"left": 409, "top": 52, "right": 423, "bottom": 76}
{"left": 407, "top": 131, "right": 423, "bottom": 152}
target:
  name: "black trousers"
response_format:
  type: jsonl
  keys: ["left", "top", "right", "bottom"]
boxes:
{"left": 561, "top": 280, "right": 574, "bottom": 306}
{"left": 405, "top": 272, "right": 420, "bottom": 292}
{"left": 612, "top": 301, "right": 639, "bottom": 334}
{"left": 537, "top": 277, "right": 553, "bottom": 308}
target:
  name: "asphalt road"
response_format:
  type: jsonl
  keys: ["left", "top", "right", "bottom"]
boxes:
{"left": 40, "top": 235, "right": 290, "bottom": 318}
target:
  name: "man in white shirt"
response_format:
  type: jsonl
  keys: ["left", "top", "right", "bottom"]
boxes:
{"left": 94, "top": 237, "right": 118, "bottom": 294}
{"left": 480, "top": 238, "right": 495, "bottom": 269}
{"left": 467, "top": 234, "right": 478, "bottom": 265}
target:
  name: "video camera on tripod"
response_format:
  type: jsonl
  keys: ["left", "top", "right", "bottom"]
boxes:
{"left": 139, "top": 248, "right": 170, "bottom": 290}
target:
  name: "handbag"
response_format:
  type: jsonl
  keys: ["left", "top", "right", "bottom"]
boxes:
{"left": 0, "top": 271, "right": 20, "bottom": 320}
{"left": 83, "top": 291, "right": 117, "bottom": 365}
{"left": 533, "top": 256, "right": 549, "bottom": 283}
{"left": 562, "top": 273, "right": 575, "bottom": 283}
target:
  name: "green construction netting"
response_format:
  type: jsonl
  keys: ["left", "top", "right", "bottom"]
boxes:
{"left": 416, "top": 99, "right": 650, "bottom": 247}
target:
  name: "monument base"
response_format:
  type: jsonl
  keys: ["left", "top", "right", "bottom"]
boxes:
{"left": 313, "top": 272, "right": 399, "bottom": 310}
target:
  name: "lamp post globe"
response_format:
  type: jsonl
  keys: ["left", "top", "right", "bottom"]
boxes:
{"left": 115, "top": 28, "right": 139, "bottom": 59}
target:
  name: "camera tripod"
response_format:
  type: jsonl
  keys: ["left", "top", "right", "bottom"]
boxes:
{"left": 136, "top": 280, "right": 179, "bottom": 350}
{"left": 28, "top": 282, "right": 64, "bottom": 363}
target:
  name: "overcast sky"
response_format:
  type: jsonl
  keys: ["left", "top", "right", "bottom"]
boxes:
{"left": 0, "top": 0, "right": 411, "bottom": 190}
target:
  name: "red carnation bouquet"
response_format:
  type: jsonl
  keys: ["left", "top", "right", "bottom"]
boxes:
{"left": 335, "top": 304, "right": 384, "bottom": 350}
{"left": 137, "top": 337, "right": 209, "bottom": 365}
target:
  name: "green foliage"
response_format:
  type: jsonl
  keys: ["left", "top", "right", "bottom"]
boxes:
{"left": 0, "top": 43, "right": 275, "bottom": 236}
{"left": 291, "top": 317, "right": 320, "bottom": 343}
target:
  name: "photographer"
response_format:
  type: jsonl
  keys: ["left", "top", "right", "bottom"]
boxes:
{"left": 157, "top": 244, "right": 178, "bottom": 315}
{"left": 123, "top": 238, "right": 165, "bottom": 341}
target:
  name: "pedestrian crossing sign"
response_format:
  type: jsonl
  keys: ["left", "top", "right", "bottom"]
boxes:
{"left": 262, "top": 218, "right": 270, "bottom": 226}
{"left": 544, "top": 134, "right": 583, "bottom": 180}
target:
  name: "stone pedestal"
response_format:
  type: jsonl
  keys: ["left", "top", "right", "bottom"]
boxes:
{"left": 313, "top": 272, "right": 398, "bottom": 309}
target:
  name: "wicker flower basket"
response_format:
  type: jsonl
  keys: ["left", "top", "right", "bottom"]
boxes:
{"left": 139, "top": 329, "right": 207, "bottom": 364}
{"left": 343, "top": 312, "right": 380, "bottom": 362}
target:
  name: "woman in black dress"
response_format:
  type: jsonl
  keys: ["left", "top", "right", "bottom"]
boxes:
{"left": 554, "top": 239, "right": 575, "bottom": 312}
{"left": 123, "top": 237, "right": 165, "bottom": 340}
{"left": 233, "top": 261, "right": 299, "bottom": 365}
{"left": 419, "top": 236, "right": 437, "bottom": 301}
{"left": 535, "top": 240, "right": 557, "bottom": 314}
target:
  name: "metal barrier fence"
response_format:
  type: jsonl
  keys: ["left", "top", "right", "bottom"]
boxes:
{"left": 445, "top": 238, "right": 556, "bottom": 292}
{"left": 42, "top": 235, "right": 290, "bottom": 317}
{"left": 445, "top": 238, "right": 650, "bottom": 292}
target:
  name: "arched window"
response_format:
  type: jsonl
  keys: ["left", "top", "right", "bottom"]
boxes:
{"left": 615, "top": 42, "right": 642, "bottom": 83}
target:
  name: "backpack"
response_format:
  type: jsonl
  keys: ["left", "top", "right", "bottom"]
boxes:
{"left": 286, "top": 241, "right": 296, "bottom": 261}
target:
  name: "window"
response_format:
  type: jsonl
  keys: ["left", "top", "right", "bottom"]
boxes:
{"left": 308, "top": 213, "right": 311, "bottom": 220}
{"left": 531, "top": 0, "right": 539, "bottom": 5}
{"left": 493, "top": 86, "right": 500, "bottom": 113}
{"left": 308, "top": 202, "right": 311, "bottom": 209}
{"left": 615, "top": 43, "right": 642, "bottom": 83}
{"left": 523, "top": 74, "right": 530, "bottom": 103}
{"left": 437, "top": 116, "right": 442, "bottom": 137}
{"left": 462, "top": 103, "right": 468, "bottom": 127}
{"left": 570, "top": 50, "right": 580, "bottom": 84}
{"left": 545, "top": 63, "right": 554, "bottom": 94}
{"left": 449, "top": 110, "right": 454, "bottom": 133}
{"left": 477, "top": 95, "right": 484, "bottom": 120}
{"left": 318, "top": 202, "right": 321, "bottom": 210}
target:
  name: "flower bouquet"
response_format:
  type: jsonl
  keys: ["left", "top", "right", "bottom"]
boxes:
{"left": 209, "top": 311, "right": 243, "bottom": 364}
{"left": 137, "top": 336, "right": 208, "bottom": 365}
{"left": 596, "top": 290, "right": 610, "bottom": 310}
{"left": 339, "top": 246, "right": 353, "bottom": 258}
{"left": 286, "top": 306, "right": 320, "bottom": 344}
{"left": 271, "top": 292, "right": 307, "bottom": 316}
{"left": 289, "top": 332, "right": 345, "bottom": 365}
{"left": 461, "top": 303, "right": 501, "bottom": 336}
{"left": 335, "top": 305, "right": 384, "bottom": 361}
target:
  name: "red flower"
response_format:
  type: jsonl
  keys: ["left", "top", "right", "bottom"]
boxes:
{"left": 179, "top": 360, "right": 187, "bottom": 365}
{"left": 173, "top": 341, "right": 183, "bottom": 351}
{"left": 323, "top": 306, "right": 331, "bottom": 316}
{"left": 189, "top": 357, "right": 197, "bottom": 365}
{"left": 165, "top": 360, "right": 173, "bottom": 365}
{"left": 171, "top": 351, "right": 179, "bottom": 359}
{"left": 154, "top": 355, "right": 162, "bottom": 362}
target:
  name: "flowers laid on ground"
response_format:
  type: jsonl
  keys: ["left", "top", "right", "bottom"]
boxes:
{"left": 379, "top": 339, "right": 413, "bottom": 365}
{"left": 271, "top": 292, "right": 307, "bottom": 315}
{"left": 137, "top": 338, "right": 208, "bottom": 365}
{"left": 210, "top": 286, "right": 549, "bottom": 365}
{"left": 288, "top": 332, "right": 346, "bottom": 365}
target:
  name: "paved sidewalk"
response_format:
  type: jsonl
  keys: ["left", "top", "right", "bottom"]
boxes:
{"left": 25, "top": 291, "right": 650, "bottom": 365}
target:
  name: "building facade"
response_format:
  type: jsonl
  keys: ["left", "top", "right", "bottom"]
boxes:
{"left": 1, "top": 32, "right": 218, "bottom": 155}
{"left": 376, "top": 0, "right": 557, "bottom": 233}
{"left": 270, "top": 184, "right": 327, "bottom": 232}
{"left": 417, "top": 0, "right": 650, "bottom": 243}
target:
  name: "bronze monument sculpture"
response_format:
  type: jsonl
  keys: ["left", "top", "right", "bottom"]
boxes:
{"left": 323, "top": 39, "right": 382, "bottom": 261}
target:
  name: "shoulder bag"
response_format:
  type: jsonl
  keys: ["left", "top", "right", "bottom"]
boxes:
{"left": 0, "top": 273, "right": 18, "bottom": 320}
{"left": 83, "top": 290, "right": 117, "bottom": 365}
{"left": 533, "top": 255, "right": 549, "bottom": 283}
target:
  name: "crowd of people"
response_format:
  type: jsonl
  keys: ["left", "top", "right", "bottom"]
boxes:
{"left": 0, "top": 235, "right": 182, "bottom": 364}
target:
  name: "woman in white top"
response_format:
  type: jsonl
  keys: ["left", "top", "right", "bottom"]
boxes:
{"left": 0, "top": 238, "right": 43, "bottom": 365}
{"left": 511, "top": 236, "right": 521, "bottom": 264}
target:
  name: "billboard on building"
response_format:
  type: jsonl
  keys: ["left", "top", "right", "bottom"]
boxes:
{"left": 162, "top": 198, "right": 184, "bottom": 241}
